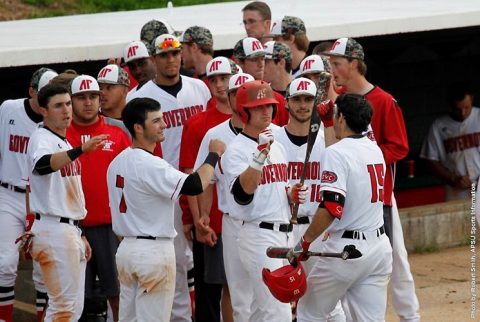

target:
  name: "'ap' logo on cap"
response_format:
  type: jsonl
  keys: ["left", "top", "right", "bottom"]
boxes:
{"left": 235, "top": 76, "right": 249, "bottom": 86}
{"left": 127, "top": 45, "right": 139, "bottom": 58}
{"left": 98, "top": 67, "right": 112, "bottom": 78}
{"left": 252, "top": 40, "right": 262, "bottom": 51}
{"left": 296, "top": 80, "right": 310, "bottom": 91}
{"left": 80, "top": 79, "right": 93, "bottom": 90}
{"left": 302, "top": 59, "right": 314, "bottom": 71}
{"left": 257, "top": 88, "right": 267, "bottom": 99}
{"left": 209, "top": 60, "right": 222, "bottom": 72}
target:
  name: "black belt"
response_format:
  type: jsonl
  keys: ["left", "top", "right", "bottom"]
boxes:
{"left": 136, "top": 236, "right": 157, "bottom": 240}
{"left": 341, "top": 225, "right": 385, "bottom": 240}
{"left": 35, "top": 213, "right": 80, "bottom": 226}
{"left": 259, "top": 222, "right": 293, "bottom": 233}
{"left": 0, "top": 181, "right": 26, "bottom": 193}
{"left": 296, "top": 216, "right": 310, "bottom": 224}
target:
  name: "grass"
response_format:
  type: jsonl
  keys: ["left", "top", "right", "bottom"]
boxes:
{"left": 23, "top": 0, "right": 237, "bottom": 19}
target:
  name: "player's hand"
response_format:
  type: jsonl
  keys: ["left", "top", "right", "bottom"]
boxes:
{"left": 287, "top": 236, "right": 311, "bottom": 266}
{"left": 257, "top": 129, "right": 274, "bottom": 153}
{"left": 208, "top": 139, "right": 226, "bottom": 157}
{"left": 289, "top": 183, "right": 309, "bottom": 204}
{"left": 82, "top": 236, "right": 92, "bottom": 261}
{"left": 82, "top": 134, "right": 109, "bottom": 153}
{"left": 195, "top": 225, "right": 217, "bottom": 247}
{"left": 107, "top": 57, "right": 122, "bottom": 66}
{"left": 15, "top": 231, "right": 34, "bottom": 257}
{"left": 453, "top": 175, "right": 472, "bottom": 189}
{"left": 183, "top": 224, "right": 193, "bottom": 242}
{"left": 317, "top": 100, "right": 335, "bottom": 128}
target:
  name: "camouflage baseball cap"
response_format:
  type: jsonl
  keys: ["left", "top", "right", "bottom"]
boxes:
{"left": 264, "top": 16, "right": 306, "bottom": 37}
{"left": 233, "top": 37, "right": 265, "bottom": 60}
{"left": 97, "top": 64, "right": 130, "bottom": 87}
{"left": 322, "top": 38, "right": 365, "bottom": 61}
{"left": 140, "top": 19, "right": 174, "bottom": 45}
{"left": 30, "top": 67, "right": 58, "bottom": 91}
{"left": 263, "top": 41, "right": 292, "bottom": 63}
{"left": 179, "top": 26, "right": 213, "bottom": 47}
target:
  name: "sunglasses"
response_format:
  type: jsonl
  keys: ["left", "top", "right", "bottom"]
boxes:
{"left": 158, "top": 39, "right": 181, "bottom": 50}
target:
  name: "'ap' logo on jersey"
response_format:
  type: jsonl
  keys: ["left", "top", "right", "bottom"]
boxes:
{"left": 98, "top": 67, "right": 112, "bottom": 78}
{"left": 209, "top": 60, "right": 222, "bottom": 72}
{"left": 79, "top": 79, "right": 93, "bottom": 90}
{"left": 296, "top": 80, "right": 310, "bottom": 91}
{"left": 302, "top": 59, "right": 314, "bottom": 71}
{"left": 127, "top": 45, "right": 139, "bottom": 58}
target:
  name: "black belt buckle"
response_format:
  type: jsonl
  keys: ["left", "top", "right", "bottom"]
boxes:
{"left": 259, "top": 222, "right": 293, "bottom": 232}
{"left": 137, "top": 236, "right": 157, "bottom": 240}
{"left": 0, "top": 181, "right": 26, "bottom": 193}
{"left": 377, "top": 225, "right": 385, "bottom": 237}
{"left": 59, "top": 217, "right": 80, "bottom": 226}
{"left": 341, "top": 230, "right": 365, "bottom": 240}
{"left": 297, "top": 216, "right": 310, "bottom": 224}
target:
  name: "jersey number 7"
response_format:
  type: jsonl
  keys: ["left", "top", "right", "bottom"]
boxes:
{"left": 367, "top": 164, "right": 384, "bottom": 203}
{"left": 116, "top": 175, "right": 127, "bottom": 213}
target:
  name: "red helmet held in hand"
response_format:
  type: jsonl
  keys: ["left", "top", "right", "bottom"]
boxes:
{"left": 262, "top": 263, "right": 307, "bottom": 303}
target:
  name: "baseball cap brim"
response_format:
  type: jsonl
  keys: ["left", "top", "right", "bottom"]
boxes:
{"left": 245, "top": 51, "right": 266, "bottom": 59}
{"left": 243, "top": 97, "right": 279, "bottom": 108}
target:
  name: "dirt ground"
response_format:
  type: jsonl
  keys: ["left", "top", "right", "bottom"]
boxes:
{"left": 386, "top": 245, "right": 477, "bottom": 322}
{"left": 14, "top": 245, "right": 478, "bottom": 321}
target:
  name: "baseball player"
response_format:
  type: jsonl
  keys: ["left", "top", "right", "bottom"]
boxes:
{"left": 26, "top": 83, "right": 107, "bottom": 321}
{"left": 98, "top": 64, "right": 130, "bottom": 120}
{"left": 106, "top": 97, "right": 225, "bottom": 322}
{"left": 192, "top": 73, "right": 254, "bottom": 322}
{"left": 298, "top": 54, "right": 338, "bottom": 101}
{"left": 66, "top": 74, "right": 131, "bottom": 322}
{"left": 220, "top": 80, "right": 307, "bottom": 322}
{"left": 323, "top": 37, "right": 419, "bottom": 322}
{"left": 123, "top": 40, "right": 156, "bottom": 101}
{"left": 128, "top": 33, "right": 211, "bottom": 322}
{"left": 179, "top": 26, "right": 214, "bottom": 82}
{"left": 293, "top": 93, "right": 392, "bottom": 322}
{"left": 241, "top": 1, "right": 272, "bottom": 44}
{"left": 263, "top": 41, "right": 292, "bottom": 96}
{"left": 420, "top": 81, "right": 480, "bottom": 201}
{"left": 264, "top": 16, "right": 309, "bottom": 78}
{"left": 0, "top": 67, "right": 57, "bottom": 322}
{"left": 232, "top": 37, "right": 289, "bottom": 125}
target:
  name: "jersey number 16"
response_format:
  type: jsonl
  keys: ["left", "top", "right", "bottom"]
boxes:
{"left": 367, "top": 164, "right": 384, "bottom": 203}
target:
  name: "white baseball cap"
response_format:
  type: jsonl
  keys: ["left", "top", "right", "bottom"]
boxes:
{"left": 287, "top": 77, "right": 317, "bottom": 98}
{"left": 228, "top": 73, "right": 255, "bottom": 92}
{"left": 153, "top": 34, "right": 181, "bottom": 55}
{"left": 299, "top": 55, "right": 326, "bottom": 76}
{"left": 233, "top": 37, "right": 265, "bottom": 60}
{"left": 206, "top": 57, "right": 235, "bottom": 77}
{"left": 71, "top": 75, "right": 101, "bottom": 96}
{"left": 37, "top": 70, "right": 58, "bottom": 91}
{"left": 322, "top": 37, "right": 365, "bottom": 61}
{"left": 97, "top": 64, "right": 130, "bottom": 87}
{"left": 123, "top": 41, "right": 150, "bottom": 65}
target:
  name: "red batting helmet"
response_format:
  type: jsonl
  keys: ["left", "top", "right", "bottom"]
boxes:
{"left": 262, "top": 263, "right": 307, "bottom": 303}
{"left": 235, "top": 80, "right": 278, "bottom": 124}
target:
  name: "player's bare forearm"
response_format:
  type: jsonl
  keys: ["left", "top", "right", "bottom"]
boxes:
{"left": 303, "top": 208, "right": 335, "bottom": 243}
{"left": 239, "top": 166, "right": 262, "bottom": 195}
{"left": 49, "top": 151, "right": 78, "bottom": 172}
{"left": 324, "top": 127, "right": 338, "bottom": 147}
{"left": 197, "top": 184, "right": 213, "bottom": 219}
{"left": 426, "top": 159, "right": 468, "bottom": 187}
{"left": 196, "top": 163, "right": 216, "bottom": 191}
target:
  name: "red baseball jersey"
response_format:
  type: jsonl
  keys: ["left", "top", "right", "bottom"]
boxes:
{"left": 67, "top": 116, "right": 131, "bottom": 226}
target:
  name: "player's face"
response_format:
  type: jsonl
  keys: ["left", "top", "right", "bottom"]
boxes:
{"left": 154, "top": 50, "right": 182, "bottom": 79}
{"left": 228, "top": 91, "right": 237, "bottom": 112}
{"left": 243, "top": 10, "right": 270, "bottom": 40}
{"left": 181, "top": 43, "right": 195, "bottom": 70}
{"left": 242, "top": 56, "right": 265, "bottom": 80}
{"left": 287, "top": 95, "right": 315, "bottom": 123}
{"left": 302, "top": 72, "right": 321, "bottom": 86}
{"left": 72, "top": 92, "right": 100, "bottom": 125}
{"left": 99, "top": 84, "right": 127, "bottom": 113}
{"left": 42, "top": 93, "right": 73, "bottom": 133}
{"left": 248, "top": 104, "right": 272, "bottom": 129}
{"left": 208, "top": 74, "right": 231, "bottom": 102}
{"left": 451, "top": 94, "right": 473, "bottom": 121}
{"left": 127, "top": 58, "right": 156, "bottom": 86}
{"left": 329, "top": 56, "right": 354, "bottom": 87}
{"left": 263, "top": 59, "right": 278, "bottom": 84}
{"left": 142, "top": 110, "right": 167, "bottom": 143}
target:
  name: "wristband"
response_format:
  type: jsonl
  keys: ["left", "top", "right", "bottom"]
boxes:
{"left": 204, "top": 152, "right": 219, "bottom": 168}
{"left": 67, "top": 146, "right": 83, "bottom": 161}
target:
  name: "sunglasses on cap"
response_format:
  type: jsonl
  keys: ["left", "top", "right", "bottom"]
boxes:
{"left": 159, "top": 39, "right": 181, "bottom": 50}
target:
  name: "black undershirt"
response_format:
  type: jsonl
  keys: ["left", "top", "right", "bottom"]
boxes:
{"left": 156, "top": 77, "right": 183, "bottom": 98}
{"left": 24, "top": 99, "right": 43, "bottom": 123}
{"left": 285, "top": 128, "right": 308, "bottom": 147}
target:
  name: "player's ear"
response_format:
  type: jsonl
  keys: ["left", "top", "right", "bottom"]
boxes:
{"left": 28, "top": 87, "right": 37, "bottom": 99}
{"left": 133, "top": 123, "right": 143, "bottom": 136}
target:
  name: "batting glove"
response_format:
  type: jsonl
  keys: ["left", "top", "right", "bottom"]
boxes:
{"left": 288, "top": 236, "right": 311, "bottom": 266}
{"left": 290, "top": 183, "right": 309, "bottom": 204}
{"left": 251, "top": 129, "right": 274, "bottom": 171}
{"left": 15, "top": 231, "right": 34, "bottom": 254}
{"left": 317, "top": 100, "right": 335, "bottom": 128}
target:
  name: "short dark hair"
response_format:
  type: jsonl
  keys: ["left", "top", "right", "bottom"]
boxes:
{"left": 312, "top": 41, "right": 333, "bottom": 55}
{"left": 447, "top": 81, "right": 474, "bottom": 105}
{"left": 335, "top": 93, "right": 372, "bottom": 134}
{"left": 122, "top": 97, "right": 161, "bottom": 138}
{"left": 242, "top": 1, "right": 271, "bottom": 20}
{"left": 37, "top": 84, "right": 70, "bottom": 109}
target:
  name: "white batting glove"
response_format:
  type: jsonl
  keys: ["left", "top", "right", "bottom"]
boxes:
{"left": 250, "top": 129, "right": 274, "bottom": 171}
{"left": 290, "top": 183, "right": 309, "bottom": 204}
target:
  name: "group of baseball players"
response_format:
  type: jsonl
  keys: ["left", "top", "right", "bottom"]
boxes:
{"left": 4, "top": 0, "right": 477, "bottom": 321}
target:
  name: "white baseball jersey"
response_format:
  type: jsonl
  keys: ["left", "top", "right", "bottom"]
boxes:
{"left": 273, "top": 126, "right": 326, "bottom": 217}
{"left": 194, "top": 119, "right": 239, "bottom": 214}
{"left": 27, "top": 127, "right": 86, "bottom": 220}
{"left": 125, "top": 85, "right": 138, "bottom": 102}
{"left": 221, "top": 131, "right": 291, "bottom": 223}
{"left": 420, "top": 107, "right": 480, "bottom": 184}
{"left": 0, "top": 98, "right": 42, "bottom": 187}
{"left": 107, "top": 147, "right": 188, "bottom": 238}
{"left": 320, "top": 136, "right": 385, "bottom": 232}
{"left": 127, "top": 76, "right": 211, "bottom": 168}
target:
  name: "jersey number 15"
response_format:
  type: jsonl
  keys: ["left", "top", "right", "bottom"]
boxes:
{"left": 367, "top": 164, "right": 385, "bottom": 203}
